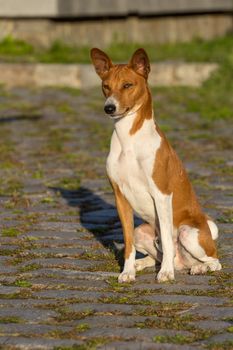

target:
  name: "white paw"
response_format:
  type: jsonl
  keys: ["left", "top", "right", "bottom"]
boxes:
{"left": 118, "top": 270, "right": 135, "bottom": 283}
{"left": 157, "top": 268, "right": 175, "bottom": 283}
{"left": 209, "top": 261, "right": 222, "bottom": 271}
{"left": 190, "top": 260, "right": 222, "bottom": 275}
{"left": 190, "top": 264, "right": 207, "bottom": 275}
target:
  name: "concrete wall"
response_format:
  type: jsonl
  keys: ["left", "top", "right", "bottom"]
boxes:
{"left": 0, "top": 0, "right": 232, "bottom": 47}
{"left": 0, "top": 0, "right": 232, "bottom": 17}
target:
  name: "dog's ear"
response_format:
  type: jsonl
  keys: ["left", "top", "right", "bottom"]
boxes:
{"left": 129, "top": 48, "right": 150, "bottom": 79}
{"left": 90, "top": 48, "right": 113, "bottom": 79}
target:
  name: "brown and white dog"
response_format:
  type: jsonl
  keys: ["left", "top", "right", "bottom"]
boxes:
{"left": 90, "top": 48, "right": 221, "bottom": 283}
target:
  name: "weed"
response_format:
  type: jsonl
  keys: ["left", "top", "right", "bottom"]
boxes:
{"left": 14, "top": 280, "right": 32, "bottom": 288}
{"left": 207, "top": 341, "right": 233, "bottom": 350}
{"left": 54, "top": 337, "right": 108, "bottom": 350}
{"left": 0, "top": 316, "right": 23, "bottom": 324}
{"left": 0, "top": 36, "right": 34, "bottom": 56}
{"left": 1, "top": 35, "right": 232, "bottom": 64}
{"left": 56, "top": 308, "right": 94, "bottom": 322}
{"left": 153, "top": 334, "right": 192, "bottom": 344}
{"left": 1, "top": 227, "right": 22, "bottom": 237}
{"left": 19, "top": 263, "right": 41, "bottom": 273}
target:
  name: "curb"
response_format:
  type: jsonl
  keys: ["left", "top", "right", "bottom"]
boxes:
{"left": 0, "top": 62, "right": 218, "bottom": 89}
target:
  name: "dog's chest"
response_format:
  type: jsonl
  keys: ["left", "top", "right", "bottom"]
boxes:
{"left": 107, "top": 125, "right": 161, "bottom": 225}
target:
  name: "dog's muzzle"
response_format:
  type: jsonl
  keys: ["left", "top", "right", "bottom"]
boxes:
{"left": 104, "top": 104, "right": 116, "bottom": 115}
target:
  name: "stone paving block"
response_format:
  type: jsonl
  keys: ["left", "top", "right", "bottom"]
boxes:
{"left": 33, "top": 289, "right": 116, "bottom": 300}
{"left": 0, "top": 265, "right": 19, "bottom": 274}
{"left": 145, "top": 294, "right": 227, "bottom": 306}
{"left": 188, "top": 306, "right": 233, "bottom": 320}
{"left": 19, "top": 257, "right": 104, "bottom": 270}
{"left": 82, "top": 210, "right": 118, "bottom": 225}
{"left": 0, "top": 323, "right": 72, "bottom": 336}
{"left": 201, "top": 332, "right": 233, "bottom": 344}
{"left": 0, "top": 299, "right": 57, "bottom": 308}
{"left": 0, "top": 307, "right": 57, "bottom": 323}
{"left": 83, "top": 327, "right": 192, "bottom": 341}
{"left": 27, "top": 268, "right": 119, "bottom": 280}
{"left": 100, "top": 342, "right": 202, "bottom": 350}
{"left": 190, "top": 320, "right": 232, "bottom": 331}
{"left": 0, "top": 336, "right": 83, "bottom": 350}
{"left": 75, "top": 315, "right": 160, "bottom": 328}
{"left": 70, "top": 302, "right": 138, "bottom": 314}
{"left": 137, "top": 273, "right": 215, "bottom": 285}
{"left": 30, "top": 277, "right": 108, "bottom": 289}
{"left": 0, "top": 286, "right": 21, "bottom": 295}
{"left": 23, "top": 230, "right": 90, "bottom": 240}
{"left": 32, "top": 246, "right": 88, "bottom": 256}
{"left": 132, "top": 283, "right": 215, "bottom": 293}
{"left": 33, "top": 221, "right": 83, "bottom": 232}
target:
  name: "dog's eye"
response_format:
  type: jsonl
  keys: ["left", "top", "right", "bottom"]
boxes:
{"left": 123, "top": 83, "right": 133, "bottom": 89}
{"left": 103, "top": 84, "right": 110, "bottom": 90}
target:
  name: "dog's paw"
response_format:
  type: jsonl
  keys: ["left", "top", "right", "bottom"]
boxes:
{"left": 118, "top": 270, "right": 135, "bottom": 283}
{"left": 157, "top": 268, "right": 175, "bottom": 283}
{"left": 210, "top": 261, "right": 222, "bottom": 271}
{"left": 190, "top": 261, "right": 222, "bottom": 275}
{"left": 190, "top": 264, "right": 208, "bottom": 275}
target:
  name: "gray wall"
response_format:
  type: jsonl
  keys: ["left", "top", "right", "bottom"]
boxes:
{"left": 0, "top": 0, "right": 232, "bottom": 17}
{"left": 0, "top": 0, "right": 232, "bottom": 47}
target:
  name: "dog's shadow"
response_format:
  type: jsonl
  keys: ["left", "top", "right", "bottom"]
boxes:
{"left": 52, "top": 186, "right": 128, "bottom": 269}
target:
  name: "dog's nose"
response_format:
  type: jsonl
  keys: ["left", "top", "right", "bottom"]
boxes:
{"left": 104, "top": 104, "right": 116, "bottom": 115}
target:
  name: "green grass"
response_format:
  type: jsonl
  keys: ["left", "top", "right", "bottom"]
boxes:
{"left": 0, "top": 36, "right": 34, "bottom": 57}
{"left": 153, "top": 334, "right": 192, "bottom": 345}
{"left": 0, "top": 34, "right": 232, "bottom": 64}
{"left": 0, "top": 316, "right": 23, "bottom": 324}
{"left": 1, "top": 227, "right": 22, "bottom": 237}
{"left": 14, "top": 280, "right": 32, "bottom": 288}
{"left": 153, "top": 56, "right": 233, "bottom": 122}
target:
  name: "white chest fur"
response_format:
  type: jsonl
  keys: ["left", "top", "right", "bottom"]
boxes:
{"left": 106, "top": 113, "right": 161, "bottom": 227}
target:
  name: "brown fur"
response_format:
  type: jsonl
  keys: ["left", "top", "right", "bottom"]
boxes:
{"left": 110, "top": 179, "right": 134, "bottom": 259}
{"left": 130, "top": 86, "right": 152, "bottom": 135}
{"left": 153, "top": 125, "right": 217, "bottom": 258}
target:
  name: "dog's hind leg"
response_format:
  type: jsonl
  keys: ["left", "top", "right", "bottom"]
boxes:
{"left": 134, "top": 223, "right": 162, "bottom": 271}
{"left": 177, "top": 224, "right": 222, "bottom": 275}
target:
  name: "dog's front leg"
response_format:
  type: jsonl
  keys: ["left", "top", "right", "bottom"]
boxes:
{"left": 153, "top": 191, "right": 175, "bottom": 282}
{"left": 111, "top": 180, "right": 135, "bottom": 283}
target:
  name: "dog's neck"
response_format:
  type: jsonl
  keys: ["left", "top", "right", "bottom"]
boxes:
{"left": 113, "top": 89, "right": 155, "bottom": 148}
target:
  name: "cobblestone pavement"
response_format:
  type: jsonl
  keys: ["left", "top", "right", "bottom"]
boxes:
{"left": 0, "top": 86, "right": 232, "bottom": 350}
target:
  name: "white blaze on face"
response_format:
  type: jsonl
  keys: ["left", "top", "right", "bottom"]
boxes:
{"left": 104, "top": 96, "right": 119, "bottom": 114}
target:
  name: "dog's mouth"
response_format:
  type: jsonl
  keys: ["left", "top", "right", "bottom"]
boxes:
{"left": 109, "top": 108, "right": 130, "bottom": 120}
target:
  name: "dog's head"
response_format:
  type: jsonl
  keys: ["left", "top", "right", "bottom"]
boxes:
{"left": 90, "top": 48, "right": 151, "bottom": 120}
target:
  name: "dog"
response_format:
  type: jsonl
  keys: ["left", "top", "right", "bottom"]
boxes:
{"left": 90, "top": 47, "right": 221, "bottom": 283}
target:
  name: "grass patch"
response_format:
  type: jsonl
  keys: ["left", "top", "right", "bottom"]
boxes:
{"left": 54, "top": 177, "right": 81, "bottom": 191}
{"left": 1, "top": 227, "right": 22, "bottom": 237}
{"left": 135, "top": 303, "right": 191, "bottom": 317}
{"left": 56, "top": 308, "right": 94, "bottom": 322}
{"left": 0, "top": 36, "right": 34, "bottom": 57}
{"left": 54, "top": 337, "right": 108, "bottom": 350}
{"left": 207, "top": 341, "right": 233, "bottom": 350}
{"left": 19, "top": 263, "right": 41, "bottom": 273}
{"left": 0, "top": 34, "right": 232, "bottom": 64}
{"left": 14, "top": 280, "right": 32, "bottom": 288}
{"left": 153, "top": 334, "right": 192, "bottom": 344}
{"left": 0, "top": 177, "right": 23, "bottom": 196}
{"left": 0, "top": 316, "right": 23, "bottom": 324}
